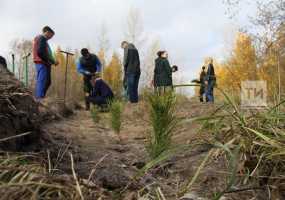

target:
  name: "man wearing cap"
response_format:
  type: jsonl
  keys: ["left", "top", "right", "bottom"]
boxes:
{"left": 77, "top": 48, "right": 102, "bottom": 110}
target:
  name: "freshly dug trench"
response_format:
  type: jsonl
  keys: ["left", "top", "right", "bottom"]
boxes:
{"left": 0, "top": 64, "right": 44, "bottom": 151}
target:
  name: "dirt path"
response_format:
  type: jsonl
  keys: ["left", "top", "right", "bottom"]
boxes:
{"left": 42, "top": 101, "right": 261, "bottom": 200}
{"left": 43, "top": 103, "right": 152, "bottom": 198}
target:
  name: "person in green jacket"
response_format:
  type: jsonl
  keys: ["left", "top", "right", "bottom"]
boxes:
{"left": 153, "top": 51, "right": 178, "bottom": 94}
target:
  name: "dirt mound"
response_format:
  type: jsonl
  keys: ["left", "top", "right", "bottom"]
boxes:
{"left": 0, "top": 64, "right": 53, "bottom": 151}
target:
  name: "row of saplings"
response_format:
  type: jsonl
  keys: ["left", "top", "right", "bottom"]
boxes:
{"left": 91, "top": 91, "right": 285, "bottom": 199}
{"left": 90, "top": 92, "right": 177, "bottom": 160}
{"left": 1, "top": 89, "right": 284, "bottom": 199}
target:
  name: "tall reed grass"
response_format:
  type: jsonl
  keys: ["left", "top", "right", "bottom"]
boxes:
{"left": 196, "top": 90, "right": 285, "bottom": 198}
{"left": 0, "top": 153, "right": 87, "bottom": 200}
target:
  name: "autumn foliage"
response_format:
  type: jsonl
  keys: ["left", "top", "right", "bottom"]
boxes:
{"left": 47, "top": 47, "right": 123, "bottom": 104}
{"left": 215, "top": 31, "right": 285, "bottom": 101}
{"left": 103, "top": 53, "right": 123, "bottom": 96}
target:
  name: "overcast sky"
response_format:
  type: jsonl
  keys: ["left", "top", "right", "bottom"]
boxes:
{"left": 0, "top": 0, "right": 258, "bottom": 92}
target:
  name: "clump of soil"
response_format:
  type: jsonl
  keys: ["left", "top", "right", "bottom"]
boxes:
{"left": 0, "top": 64, "right": 54, "bottom": 151}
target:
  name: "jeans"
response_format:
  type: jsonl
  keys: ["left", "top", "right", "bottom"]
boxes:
{"left": 126, "top": 73, "right": 140, "bottom": 103}
{"left": 35, "top": 63, "right": 51, "bottom": 99}
{"left": 206, "top": 80, "right": 215, "bottom": 102}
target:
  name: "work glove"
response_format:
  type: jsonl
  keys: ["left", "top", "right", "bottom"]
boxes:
{"left": 84, "top": 71, "right": 91, "bottom": 75}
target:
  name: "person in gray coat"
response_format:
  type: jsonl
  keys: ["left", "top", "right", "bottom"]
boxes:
{"left": 121, "top": 41, "right": 141, "bottom": 103}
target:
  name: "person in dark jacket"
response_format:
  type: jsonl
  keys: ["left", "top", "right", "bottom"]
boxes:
{"left": 199, "top": 66, "right": 207, "bottom": 102}
{"left": 205, "top": 58, "right": 216, "bottom": 103}
{"left": 86, "top": 73, "right": 114, "bottom": 107}
{"left": 33, "top": 26, "right": 58, "bottom": 101}
{"left": 0, "top": 56, "right": 7, "bottom": 68}
{"left": 153, "top": 51, "right": 178, "bottom": 94}
{"left": 77, "top": 48, "right": 102, "bottom": 110}
{"left": 121, "top": 41, "right": 140, "bottom": 103}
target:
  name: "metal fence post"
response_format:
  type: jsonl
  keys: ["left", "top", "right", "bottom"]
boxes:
{"left": 12, "top": 54, "right": 15, "bottom": 74}
{"left": 60, "top": 50, "right": 74, "bottom": 106}
{"left": 23, "top": 53, "right": 31, "bottom": 87}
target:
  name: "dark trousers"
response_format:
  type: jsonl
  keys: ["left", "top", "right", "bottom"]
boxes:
{"left": 86, "top": 96, "right": 113, "bottom": 107}
{"left": 126, "top": 73, "right": 140, "bottom": 103}
{"left": 83, "top": 75, "right": 92, "bottom": 93}
{"left": 206, "top": 80, "right": 215, "bottom": 102}
{"left": 83, "top": 75, "right": 92, "bottom": 109}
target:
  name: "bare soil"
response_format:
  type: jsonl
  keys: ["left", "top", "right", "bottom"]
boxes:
{"left": 42, "top": 101, "right": 269, "bottom": 200}
{"left": 0, "top": 64, "right": 269, "bottom": 199}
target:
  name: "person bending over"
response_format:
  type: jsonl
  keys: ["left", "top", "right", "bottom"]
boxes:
{"left": 121, "top": 41, "right": 141, "bottom": 103}
{"left": 77, "top": 48, "right": 102, "bottom": 110}
{"left": 86, "top": 73, "right": 114, "bottom": 108}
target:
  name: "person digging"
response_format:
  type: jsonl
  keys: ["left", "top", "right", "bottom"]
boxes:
{"left": 86, "top": 73, "right": 114, "bottom": 110}
{"left": 77, "top": 48, "right": 102, "bottom": 110}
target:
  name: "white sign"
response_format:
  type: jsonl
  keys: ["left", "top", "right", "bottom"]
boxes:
{"left": 241, "top": 81, "right": 267, "bottom": 109}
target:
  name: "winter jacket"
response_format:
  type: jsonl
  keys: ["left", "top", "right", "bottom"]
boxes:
{"left": 206, "top": 63, "right": 216, "bottom": 81}
{"left": 77, "top": 54, "right": 102, "bottom": 75}
{"left": 90, "top": 78, "right": 114, "bottom": 98}
{"left": 33, "top": 35, "right": 55, "bottom": 66}
{"left": 123, "top": 43, "right": 140, "bottom": 74}
{"left": 154, "top": 57, "right": 173, "bottom": 87}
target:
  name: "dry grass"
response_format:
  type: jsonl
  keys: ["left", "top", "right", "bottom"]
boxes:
{"left": 195, "top": 90, "right": 285, "bottom": 198}
{"left": 0, "top": 152, "right": 91, "bottom": 200}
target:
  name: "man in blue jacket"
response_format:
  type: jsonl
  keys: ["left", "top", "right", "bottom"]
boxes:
{"left": 77, "top": 48, "right": 102, "bottom": 110}
{"left": 86, "top": 73, "right": 114, "bottom": 108}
